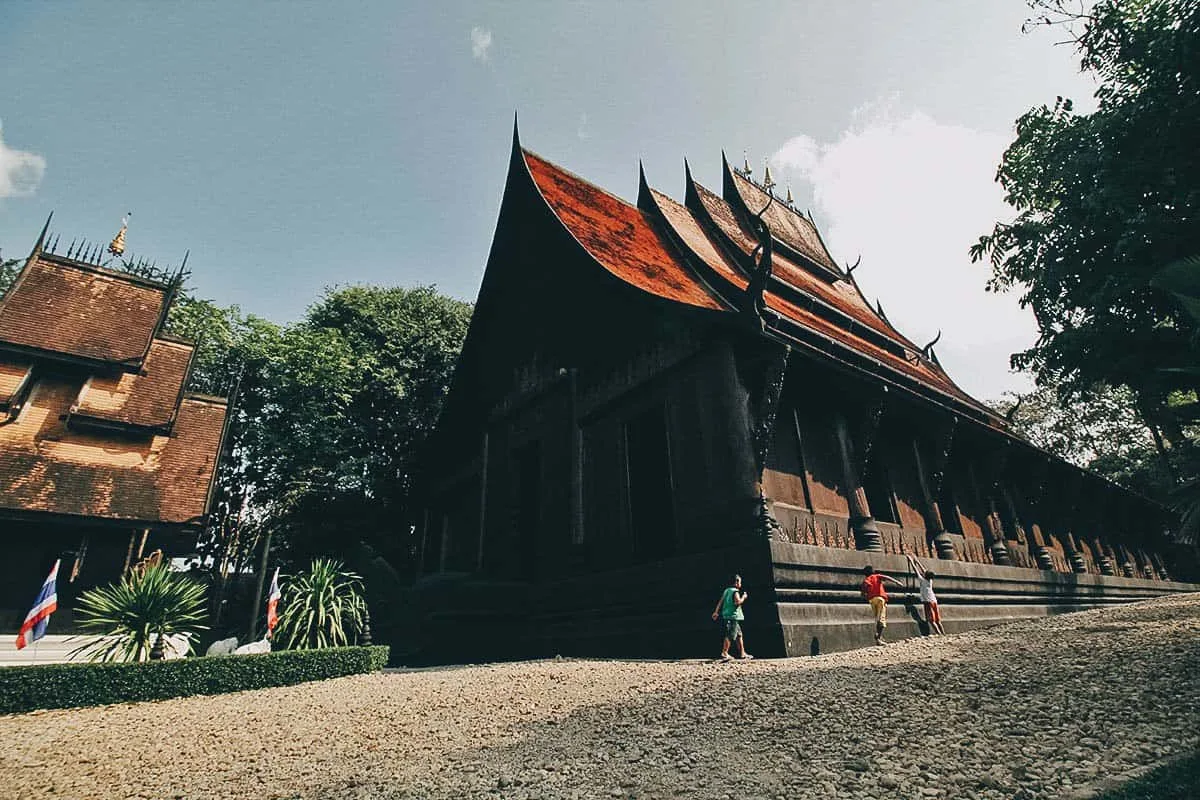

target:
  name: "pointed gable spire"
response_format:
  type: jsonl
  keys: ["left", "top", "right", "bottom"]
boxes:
{"left": 31, "top": 212, "right": 53, "bottom": 259}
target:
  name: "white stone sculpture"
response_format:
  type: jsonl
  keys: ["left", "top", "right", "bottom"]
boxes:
{"left": 205, "top": 636, "right": 239, "bottom": 657}
{"left": 233, "top": 638, "right": 271, "bottom": 655}
{"left": 162, "top": 634, "right": 191, "bottom": 660}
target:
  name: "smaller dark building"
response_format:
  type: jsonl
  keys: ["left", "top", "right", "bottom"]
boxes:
{"left": 0, "top": 221, "right": 228, "bottom": 630}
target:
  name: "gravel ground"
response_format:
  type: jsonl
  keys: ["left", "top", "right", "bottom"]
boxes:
{"left": 3, "top": 594, "right": 1200, "bottom": 800}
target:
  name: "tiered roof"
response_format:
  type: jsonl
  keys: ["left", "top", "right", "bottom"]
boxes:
{"left": 518, "top": 143, "right": 1004, "bottom": 426}
{"left": 0, "top": 226, "right": 228, "bottom": 528}
{"left": 0, "top": 252, "right": 170, "bottom": 366}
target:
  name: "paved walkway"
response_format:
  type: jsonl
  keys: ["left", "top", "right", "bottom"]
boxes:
{"left": 0, "top": 634, "right": 100, "bottom": 666}
{"left": 2, "top": 594, "right": 1199, "bottom": 799}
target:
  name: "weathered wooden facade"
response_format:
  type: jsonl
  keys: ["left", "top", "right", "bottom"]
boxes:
{"left": 414, "top": 129, "right": 1197, "bottom": 662}
{"left": 0, "top": 221, "right": 228, "bottom": 631}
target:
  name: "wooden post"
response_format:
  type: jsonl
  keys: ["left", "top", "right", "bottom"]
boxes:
{"left": 568, "top": 368, "right": 584, "bottom": 546}
{"left": 477, "top": 430, "right": 490, "bottom": 570}
{"left": 833, "top": 411, "right": 880, "bottom": 552}
{"left": 913, "top": 418, "right": 958, "bottom": 560}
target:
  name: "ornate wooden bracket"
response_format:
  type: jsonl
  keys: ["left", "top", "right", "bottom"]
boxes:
{"left": 742, "top": 197, "right": 775, "bottom": 332}
{"left": 748, "top": 343, "right": 790, "bottom": 538}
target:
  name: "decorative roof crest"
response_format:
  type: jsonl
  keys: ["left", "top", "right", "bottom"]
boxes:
{"left": 108, "top": 213, "right": 130, "bottom": 257}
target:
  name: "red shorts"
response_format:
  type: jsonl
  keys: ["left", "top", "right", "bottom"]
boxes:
{"left": 923, "top": 602, "right": 941, "bottom": 624}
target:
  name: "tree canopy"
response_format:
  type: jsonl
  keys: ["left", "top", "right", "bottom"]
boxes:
{"left": 972, "top": 0, "right": 1200, "bottom": 450}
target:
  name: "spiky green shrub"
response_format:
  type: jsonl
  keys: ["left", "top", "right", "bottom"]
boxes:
{"left": 274, "top": 559, "right": 367, "bottom": 650}
{"left": 72, "top": 564, "right": 208, "bottom": 662}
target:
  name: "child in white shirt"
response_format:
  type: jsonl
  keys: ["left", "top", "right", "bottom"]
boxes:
{"left": 907, "top": 554, "right": 945, "bottom": 634}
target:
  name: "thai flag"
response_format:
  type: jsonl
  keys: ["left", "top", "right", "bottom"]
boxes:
{"left": 266, "top": 567, "right": 281, "bottom": 636}
{"left": 16, "top": 560, "right": 59, "bottom": 650}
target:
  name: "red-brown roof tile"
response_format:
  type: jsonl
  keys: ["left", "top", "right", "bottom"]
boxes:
{"left": 727, "top": 168, "right": 841, "bottom": 274}
{"left": 648, "top": 188, "right": 748, "bottom": 291}
{"left": 0, "top": 375, "right": 226, "bottom": 525}
{"left": 0, "top": 255, "right": 167, "bottom": 365}
{"left": 0, "top": 359, "right": 32, "bottom": 407}
{"left": 72, "top": 338, "right": 193, "bottom": 430}
{"left": 523, "top": 150, "right": 727, "bottom": 312}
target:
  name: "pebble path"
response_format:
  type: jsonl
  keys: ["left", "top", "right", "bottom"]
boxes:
{"left": 2, "top": 593, "right": 1199, "bottom": 800}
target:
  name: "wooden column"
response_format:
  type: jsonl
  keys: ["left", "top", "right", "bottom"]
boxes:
{"left": 914, "top": 417, "right": 958, "bottom": 560}
{"left": 981, "top": 442, "right": 1013, "bottom": 565}
{"left": 1061, "top": 470, "right": 1089, "bottom": 574}
{"left": 833, "top": 394, "right": 885, "bottom": 553}
{"left": 1028, "top": 459, "right": 1055, "bottom": 571}
{"left": 1091, "top": 486, "right": 1116, "bottom": 575}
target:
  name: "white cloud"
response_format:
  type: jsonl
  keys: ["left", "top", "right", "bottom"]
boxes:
{"left": 470, "top": 27, "right": 492, "bottom": 62}
{"left": 771, "top": 108, "right": 1036, "bottom": 400}
{"left": 0, "top": 120, "right": 46, "bottom": 199}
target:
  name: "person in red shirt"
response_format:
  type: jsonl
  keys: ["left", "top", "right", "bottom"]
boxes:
{"left": 860, "top": 565, "right": 903, "bottom": 645}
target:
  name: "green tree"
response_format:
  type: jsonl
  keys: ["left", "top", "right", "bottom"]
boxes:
{"left": 0, "top": 252, "right": 22, "bottom": 295}
{"left": 990, "top": 382, "right": 1181, "bottom": 500}
{"left": 972, "top": 0, "right": 1200, "bottom": 456}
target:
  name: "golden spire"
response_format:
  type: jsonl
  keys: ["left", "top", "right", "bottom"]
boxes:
{"left": 742, "top": 152, "right": 753, "bottom": 178}
{"left": 108, "top": 213, "right": 130, "bottom": 257}
{"left": 763, "top": 163, "right": 776, "bottom": 192}
{"left": 786, "top": 185, "right": 794, "bottom": 206}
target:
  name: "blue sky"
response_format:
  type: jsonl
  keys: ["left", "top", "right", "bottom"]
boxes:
{"left": 0, "top": 2, "right": 1093, "bottom": 399}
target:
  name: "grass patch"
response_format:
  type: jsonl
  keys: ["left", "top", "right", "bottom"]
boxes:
{"left": 1094, "top": 751, "right": 1200, "bottom": 799}
{"left": 0, "top": 645, "right": 389, "bottom": 715}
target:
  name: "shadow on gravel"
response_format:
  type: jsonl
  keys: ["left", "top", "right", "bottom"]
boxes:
{"left": 312, "top": 600, "right": 1200, "bottom": 800}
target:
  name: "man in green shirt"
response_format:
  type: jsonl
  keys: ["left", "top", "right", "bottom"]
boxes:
{"left": 711, "top": 574, "right": 752, "bottom": 661}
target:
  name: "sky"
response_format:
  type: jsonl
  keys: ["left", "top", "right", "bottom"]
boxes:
{"left": 0, "top": 2, "right": 1096, "bottom": 401}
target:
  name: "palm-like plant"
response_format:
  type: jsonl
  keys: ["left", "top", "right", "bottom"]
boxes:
{"left": 274, "top": 559, "right": 367, "bottom": 649}
{"left": 72, "top": 564, "right": 208, "bottom": 662}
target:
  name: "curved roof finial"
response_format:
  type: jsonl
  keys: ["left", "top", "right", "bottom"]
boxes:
{"left": 1004, "top": 393, "right": 1025, "bottom": 424}
{"left": 921, "top": 329, "right": 942, "bottom": 357}
{"left": 846, "top": 254, "right": 862, "bottom": 277}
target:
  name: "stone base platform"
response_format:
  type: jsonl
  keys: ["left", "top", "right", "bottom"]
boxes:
{"left": 406, "top": 539, "right": 1198, "bottom": 664}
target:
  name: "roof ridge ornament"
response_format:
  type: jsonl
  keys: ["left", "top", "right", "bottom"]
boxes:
{"left": 762, "top": 163, "right": 776, "bottom": 193}
{"left": 785, "top": 185, "right": 794, "bottom": 207}
{"left": 108, "top": 213, "right": 130, "bottom": 258}
{"left": 741, "top": 151, "right": 753, "bottom": 179}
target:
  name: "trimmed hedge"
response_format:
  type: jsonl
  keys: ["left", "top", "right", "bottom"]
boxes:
{"left": 0, "top": 645, "right": 390, "bottom": 715}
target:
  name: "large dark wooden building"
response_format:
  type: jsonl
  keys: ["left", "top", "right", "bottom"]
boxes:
{"left": 413, "top": 129, "right": 1197, "bottom": 661}
{"left": 0, "top": 221, "right": 228, "bottom": 631}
